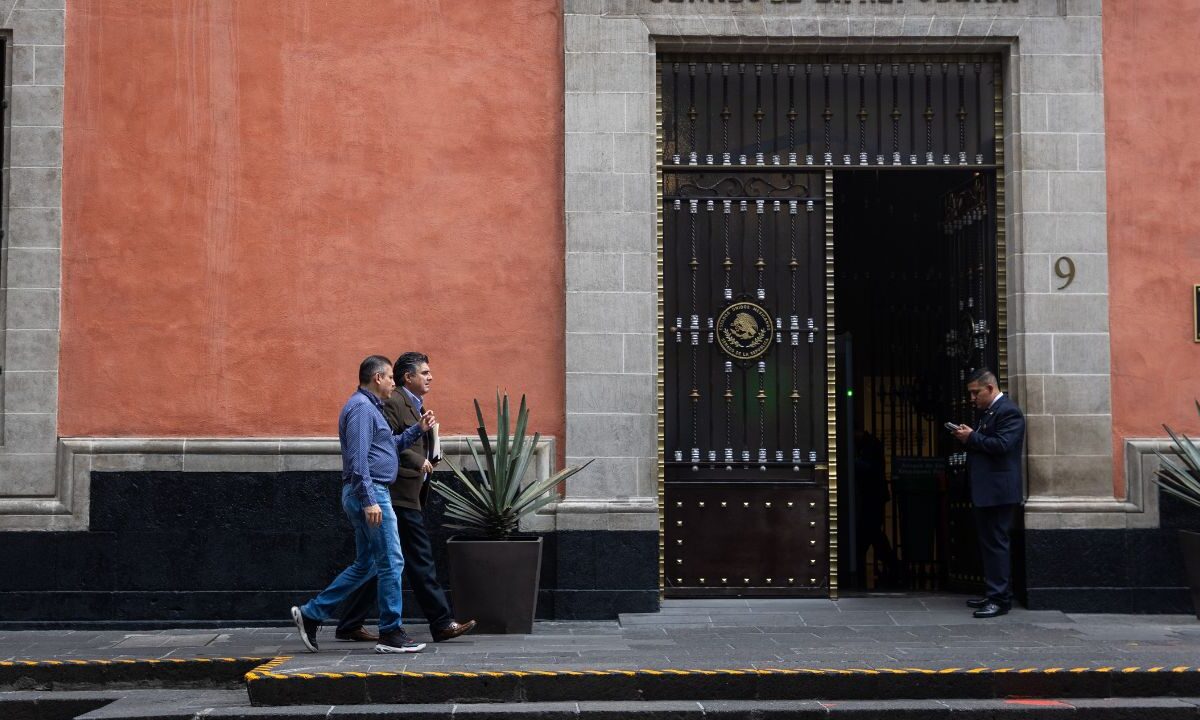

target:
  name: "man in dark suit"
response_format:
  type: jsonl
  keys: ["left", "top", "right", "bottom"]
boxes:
{"left": 336, "top": 352, "right": 476, "bottom": 643}
{"left": 951, "top": 367, "right": 1025, "bottom": 619}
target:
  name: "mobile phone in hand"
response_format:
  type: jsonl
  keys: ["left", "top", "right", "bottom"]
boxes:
{"left": 944, "top": 421, "right": 959, "bottom": 432}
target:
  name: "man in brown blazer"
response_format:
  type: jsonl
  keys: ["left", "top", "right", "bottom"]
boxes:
{"left": 333, "top": 352, "right": 476, "bottom": 643}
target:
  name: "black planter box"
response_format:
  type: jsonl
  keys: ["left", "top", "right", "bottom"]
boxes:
{"left": 446, "top": 535, "right": 543, "bottom": 634}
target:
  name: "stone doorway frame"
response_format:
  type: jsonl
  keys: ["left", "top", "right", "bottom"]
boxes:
{"left": 0, "top": 4, "right": 67, "bottom": 530}
{"left": 562, "top": 0, "right": 1125, "bottom": 595}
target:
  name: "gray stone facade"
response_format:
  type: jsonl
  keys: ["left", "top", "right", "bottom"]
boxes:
{"left": 561, "top": 0, "right": 1123, "bottom": 533}
{"left": 0, "top": 0, "right": 1156, "bottom": 540}
{"left": 0, "top": 0, "right": 65, "bottom": 529}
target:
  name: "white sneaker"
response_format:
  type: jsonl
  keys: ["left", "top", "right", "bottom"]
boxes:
{"left": 290, "top": 605, "right": 319, "bottom": 653}
{"left": 374, "top": 628, "right": 425, "bottom": 653}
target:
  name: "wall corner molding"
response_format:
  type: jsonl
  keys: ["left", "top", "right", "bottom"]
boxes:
{"left": 0, "top": 436, "right": 557, "bottom": 531}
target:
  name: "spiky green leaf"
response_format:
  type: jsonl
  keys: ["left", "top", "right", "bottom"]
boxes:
{"left": 496, "top": 391, "right": 510, "bottom": 495}
{"left": 429, "top": 478, "right": 489, "bottom": 519}
{"left": 1149, "top": 407, "right": 1200, "bottom": 512}
{"left": 436, "top": 456, "right": 493, "bottom": 509}
{"left": 506, "top": 430, "right": 540, "bottom": 508}
{"left": 429, "top": 392, "right": 593, "bottom": 538}
{"left": 462, "top": 439, "right": 494, "bottom": 495}
{"left": 1166, "top": 426, "right": 1200, "bottom": 475}
{"left": 508, "top": 395, "right": 531, "bottom": 481}
{"left": 474, "top": 398, "right": 497, "bottom": 483}
{"left": 511, "top": 460, "right": 594, "bottom": 516}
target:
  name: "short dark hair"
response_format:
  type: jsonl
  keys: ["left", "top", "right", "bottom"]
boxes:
{"left": 359, "top": 355, "right": 393, "bottom": 385}
{"left": 395, "top": 352, "right": 430, "bottom": 381}
{"left": 967, "top": 367, "right": 998, "bottom": 387}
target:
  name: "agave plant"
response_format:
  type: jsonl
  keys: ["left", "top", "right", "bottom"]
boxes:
{"left": 1152, "top": 401, "right": 1200, "bottom": 511}
{"left": 431, "top": 393, "right": 592, "bottom": 539}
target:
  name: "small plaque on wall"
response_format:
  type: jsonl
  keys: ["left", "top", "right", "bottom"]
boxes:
{"left": 1196, "top": 285, "right": 1200, "bottom": 342}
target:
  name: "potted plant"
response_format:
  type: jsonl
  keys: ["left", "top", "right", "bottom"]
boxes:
{"left": 1151, "top": 400, "right": 1200, "bottom": 619}
{"left": 431, "top": 392, "right": 591, "bottom": 634}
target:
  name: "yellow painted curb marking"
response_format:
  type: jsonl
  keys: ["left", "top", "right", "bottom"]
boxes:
{"left": 224, "top": 659, "right": 1200, "bottom": 684}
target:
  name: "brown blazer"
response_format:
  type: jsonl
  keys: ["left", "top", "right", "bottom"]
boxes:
{"left": 382, "top": 390, "right": 432, "bottom": 511}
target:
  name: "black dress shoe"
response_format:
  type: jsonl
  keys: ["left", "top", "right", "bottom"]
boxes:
{"left": 966, "top": 597, "right": 989, "bottom": 609}
{"left": 973, "top": 602, "right": 1010, "bottom": 619}
{"left": 431, "top": 619, "right": 477, "bottom": 642}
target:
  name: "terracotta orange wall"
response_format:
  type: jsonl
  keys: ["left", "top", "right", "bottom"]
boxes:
{"left": 60, "top": 1, "right": 565, "bottom": 441}
{"left": 1106, "top": 0, "right": 1200, "bottom": 489}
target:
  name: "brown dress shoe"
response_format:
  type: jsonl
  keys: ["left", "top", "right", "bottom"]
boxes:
{"left": 334, "top": 627, "right": 379, "bottom": 642}
{"left": 431, "top": 619, "right": 477, "bottom": 642}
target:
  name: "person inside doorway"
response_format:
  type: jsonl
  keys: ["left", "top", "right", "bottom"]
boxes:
{"left": 853, "top": 429, "right": 899, "bottom": 587}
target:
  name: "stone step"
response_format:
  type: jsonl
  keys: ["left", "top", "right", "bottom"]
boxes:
{"left": 0, "top": 694, "right": 113, "bottom": 720}
{"left": 0, "top": 658, "right": 267, "bottom": 691}
{"left": 7, "top": 693, "right": 1200, "bottom": 720}
{"left": 247, "top": 663, "right": 1200, "bottom": 706}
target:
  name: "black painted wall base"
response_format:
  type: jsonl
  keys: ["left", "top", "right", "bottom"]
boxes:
{"left": 0, "top": 471, "right": 660, "bottom": 625}
{"left": 6, "top": 471, "right": 1196, "bottom": 623}
{"left": 1026, "top": 588, "right": 1193, "bottom": 614}
{"left": 1023, "top": 493, "right": 1200, "bottom": 615}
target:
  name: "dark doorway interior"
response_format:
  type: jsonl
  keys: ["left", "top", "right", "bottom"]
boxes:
{"left": 833, "top": 169, "right": 998, "bottom": 594}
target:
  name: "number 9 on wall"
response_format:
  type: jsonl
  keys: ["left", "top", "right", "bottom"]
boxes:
{"left": 1054, "top": 256, "right": 1076, "bottom": 290}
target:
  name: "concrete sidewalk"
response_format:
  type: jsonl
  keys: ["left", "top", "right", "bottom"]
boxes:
{"left": 3, "top": 596, "right": 1198, "bottom": 671}
{"left": 3, "top": 595, "right": 1199, "bottom": 717}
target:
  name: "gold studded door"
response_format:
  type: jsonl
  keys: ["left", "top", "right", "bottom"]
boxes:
{"left": 659, "top": 57, "right": 834, "bottom": 596}
{"left": 660, "top": 166, "right": 832, "bottom": 597}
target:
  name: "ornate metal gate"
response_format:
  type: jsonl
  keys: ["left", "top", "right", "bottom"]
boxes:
{"left": 942, "top": 174, "right": 1002, "bottom": 591}
{"left": 658, "top": 55, "right": 1001, "bottom": 598}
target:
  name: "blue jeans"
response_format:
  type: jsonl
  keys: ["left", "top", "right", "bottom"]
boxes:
{"left": 301, "top": 484, "right": 406, "bottom": 633}
{"left": 336, "top": 505, "right": 454, "bottom": 634}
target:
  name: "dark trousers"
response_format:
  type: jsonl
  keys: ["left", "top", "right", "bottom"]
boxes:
{"left": 973, "top": 503, "right": 1018, "bottom": 606}
{"left": 336, "top": 505, "right": 453, "bottom": 633}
